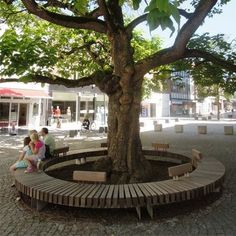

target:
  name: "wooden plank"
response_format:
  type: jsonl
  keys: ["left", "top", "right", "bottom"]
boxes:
{"left": 46, "top": 182, "right": 72, "bottom": 203}
{"left": 53, "top": 146, "right": 69, "bottom": 157}
{"left": 162, "top": 181, "right": 186, "bottom": 201}
{"left": 132, "top": 184, "right": 145, "bottom": 206}
{"left": 73, "top": 171, "right": 107, "bottom": 183}
{"left": 93, "top": 185, "right": 106, "bottom": 207}
{"left": 86, "top": 184, "right": 102, "bottom": 207}
{"left": 140, "top": 183, "right": 158, "bottom": 205}
{"left": 152, "top": 143, "right": 169, "bottom": 151}
{"left": 168, "top": 163, "right": 192, "bottom": 178}
{"left": 62, "top": 183, "right": 86, "bottom": 205}
{"left": 192, "top": 149, "right": 202, "bottom": 167}
{"left": 99, "top": 185, "right": 110, "bottom": 207}
{"left": 55, "top": 183, "right": 79, "bottom": 205}
{"left": 100, "top": 142, "right": 108, "bottom": 147}
{"left": 150, "top": 183, "right": 170, "bottom": 203}
{"left": 146, "top": 182, "right": 164, "bottom": 204}
{"left": 80, "top": 184, "right": 98, "bottom": 207}
{"left": 112, "top": 185, "right": 119, "bottom": 207}
{"left": 106, "top": 185, "right": 115, "bottom": 207}
{"left": 74, "top": 184, "right": 96, "bottom": 207}
{"left": 33, "top": 180, "right": 63, "bottom": 200}
{"left": 118, "top": 185, "right": 125, "bottom": 208}
{"left": 127, "top": 184, "right": 139, "bottom": 206}
{"left": 30, "top": 179, "right": 60, "bottom": 198}
{"left": 124, "top": 185, "right": 132, "bottom": 207}
{"left": 68, "top": 184, "right": 88, "bottom": 206}
{"left": 157, "top": 182, "right": 178, "bottom": 202}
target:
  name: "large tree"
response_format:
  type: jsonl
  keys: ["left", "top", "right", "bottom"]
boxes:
{"left": 1, "top": 0, "right": 236, "bottom": 182}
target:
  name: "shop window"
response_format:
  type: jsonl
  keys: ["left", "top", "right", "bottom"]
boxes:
{"left": 0, "top": 103, "right": 9, "bottom": 121}
{"left": 80, "top": 101, "right": 86, "bottom": 110}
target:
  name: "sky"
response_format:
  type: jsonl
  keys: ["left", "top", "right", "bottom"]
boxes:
{"left": 138, "top": 0, "right": 236, "bottom": 47}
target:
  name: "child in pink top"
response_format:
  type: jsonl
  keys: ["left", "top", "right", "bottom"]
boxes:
{"left": 24, "top": 133, "right": 45, "bottom": 173}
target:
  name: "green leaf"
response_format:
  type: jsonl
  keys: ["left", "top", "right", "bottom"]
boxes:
{"left": 74, "top": 0, "right": 88, "bottom": 14}
{"left": 156, "top": 0, "right": 169, "bottom": 12}
{"left": 133, "top": 0, "right": 141, "bottom": 10}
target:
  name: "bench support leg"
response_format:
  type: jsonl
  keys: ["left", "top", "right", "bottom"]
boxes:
{"left": 146, "top": 204, "right": 153, "bottom": 219}
{"left": 31, "top": 198, "right": 47, "bottom": 211}
{"left": 135, "top": 207, "right": 141, "bottom": 220}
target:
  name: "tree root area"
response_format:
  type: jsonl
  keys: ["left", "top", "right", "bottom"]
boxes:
{"left": 46, "top": 160, "right": 176, "bottom": 184}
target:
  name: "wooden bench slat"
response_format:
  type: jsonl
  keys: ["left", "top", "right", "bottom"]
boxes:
{"left": 55, "top": 183, "right": 79, "bottom": 205}
{"left": 99, "top": 185, "right": 110, "bottom": 207}
{"left": 62, "top": 184, "right": 86, "bottom": 205}
{"left": 74, "top": 184, "right": 97, "bottom": 207}
{"left": 140, "top": 183, "right": 158, "bottom": 205}
{"left": 112, "top": 185, "right": 119, "bottom": 207}
{"left": 106, "top": 185, "right": 115, "bottom": 207}
{"left": 132, "top": 184, "right": 145, "bottom": 206}
{"left": 157, "top": 181, "right": 179, "bottom": 202}
{"left": 150, "top": 183, "right": 170, "bottom": 203}
{"left": 68, "top": 184, "right": 89, "bottom": 206}
{"left": 87, "top": 184, "right": 102, "bottom": 207}
{"left": 127, "top": 184, "right": 139, "bottom": 206}
{"left": 81, "top": 184, "right": 99, "bottom": 207}
{"left": 146, "top": 182, "right": 165, "bottom": 204}
{"left": 124, "top": 185, "right": 132, "bottom": 207}
{"left": 93, "top": 185, "right": 106, "bottom": 207}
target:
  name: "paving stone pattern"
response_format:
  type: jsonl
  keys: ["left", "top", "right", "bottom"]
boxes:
{"left": 0, "top": 122, "right": 236, "bottom": 235}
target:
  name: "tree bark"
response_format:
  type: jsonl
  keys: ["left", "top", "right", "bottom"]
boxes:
{"left": 104, "top": 31, "right": 152, "bottom": 183}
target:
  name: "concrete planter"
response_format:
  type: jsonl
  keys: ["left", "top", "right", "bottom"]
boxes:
{"left": 224, "top": 126, "right": 234, "bottom": 135}
{"left": 154, "top": 124, "right": 162, "bottom": 132}
{"left": 175, "top": 125, "right": 183, "bottom": 133}
{"left": 198, "top": 126, "right": 207, "bottom": 134}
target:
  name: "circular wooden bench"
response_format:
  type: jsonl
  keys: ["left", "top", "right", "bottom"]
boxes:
{"left": 14, "top": 148, "right": 225, "bottom": 219}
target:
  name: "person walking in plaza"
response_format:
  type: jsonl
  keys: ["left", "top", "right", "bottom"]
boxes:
{"left": 24, "top": 133, "right": 46, "bottom": 173}
{"left": 40, "top": 127, "right": 55, "bottom": 158}
{"left": 9, "top": 136, "right": 33, "bottom": 186}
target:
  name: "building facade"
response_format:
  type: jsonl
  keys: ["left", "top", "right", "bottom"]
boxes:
{"left": 0, "top": 82, "right": 51, "bottom": 128}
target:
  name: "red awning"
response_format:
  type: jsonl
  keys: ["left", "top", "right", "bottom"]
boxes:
{"left": 0, "top": 88, "right": 51, "bottom": 98}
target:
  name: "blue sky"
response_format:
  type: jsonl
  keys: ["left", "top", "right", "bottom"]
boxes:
{"left": 138, "top": 0, "right": 236, "bottom": 47}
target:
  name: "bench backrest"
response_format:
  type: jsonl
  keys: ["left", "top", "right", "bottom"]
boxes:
{"left": 73, "top": 170, "right": 107, "bottom": 182}
{"left": 53, "top": 146, "right": 69, "bottom": 157}
{"left": 191, "top": 149, "right": 202, "bottom": 168}
{"left": 168, "top": 163, "right": 192, "bottom": 178}
{"left": 152, "top": 143, "right": 169, "bottom": 151}
{"left": 100, "top": 142, "right": 108, "bottom": 147}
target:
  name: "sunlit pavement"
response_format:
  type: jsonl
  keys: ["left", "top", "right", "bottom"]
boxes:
{"left": 0, "top": 119, "right": 236, "bottom": 235}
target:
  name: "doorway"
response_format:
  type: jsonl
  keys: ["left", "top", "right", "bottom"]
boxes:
{"left": 18, "top": 104, "right": 27, "bottom": 126}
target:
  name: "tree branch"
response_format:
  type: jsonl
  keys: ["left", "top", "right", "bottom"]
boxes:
{"left": 178, "top": 9, "right": 194, "bottom": 19}
{"left": 0, "top": 70, "right": 109, "bottom": 88}
{"left": 174, "top": 0, "right": 218, "bottom": 51}
{"left": 126, "top": 14, "right": 148, "bottom": 34}
{"left": 20, "top": 0, "right": 107, "bottom": 34}
{"left": 135, "top": 0, "right": 219, "bottom": 77}
{"left": 135, "top": 47, "right": 183, "bottom": 77}
{"left": 97, "top": 0, "right": 115, "bottom": 32}
{"left": 184, "top": 49, "right": 236, "bottom": 72}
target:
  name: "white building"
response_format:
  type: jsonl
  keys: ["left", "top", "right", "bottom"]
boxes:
{"left": 0, "top": 82, "right": 51, "bottom": 128}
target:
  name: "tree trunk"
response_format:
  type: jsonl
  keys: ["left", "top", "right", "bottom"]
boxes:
{"left": 103, "top": 31, "right": 152, "bottom": 183}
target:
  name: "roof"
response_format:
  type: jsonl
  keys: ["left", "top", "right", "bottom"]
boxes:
{"left": 0, "top": 88, "right": 51, "bottom": 98}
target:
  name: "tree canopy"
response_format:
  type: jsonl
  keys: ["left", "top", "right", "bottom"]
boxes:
{"left": 1, "top": 0, "right": 236, "bottom": 89}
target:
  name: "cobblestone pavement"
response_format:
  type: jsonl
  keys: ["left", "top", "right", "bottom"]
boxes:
{"left": 0, "top": 121, "right": 236, "bottom": 236}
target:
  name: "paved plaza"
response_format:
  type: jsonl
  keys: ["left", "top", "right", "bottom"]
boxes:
{"left": 0, "top": 120, "right": 236, "bottom": 236}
